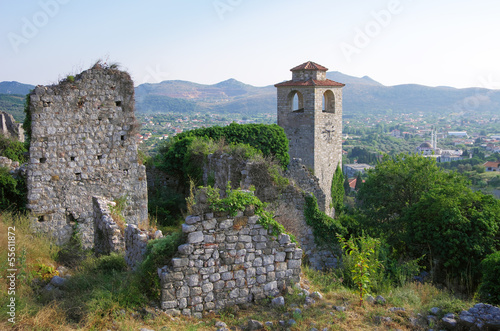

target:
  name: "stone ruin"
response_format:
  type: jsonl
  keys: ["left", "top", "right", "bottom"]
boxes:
{"left": 0, "top": 111, "right": 24, "bottom": 142}
{"left": 26, "top": 64, "right": 148, "bottom": 248}
{"left": 158, "top": 208, "right": 302, "bottom": 318}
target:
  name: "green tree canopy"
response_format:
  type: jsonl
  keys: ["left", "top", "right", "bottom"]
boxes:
{"left": 356, "top": 153, "right": 468, "bottom": 239}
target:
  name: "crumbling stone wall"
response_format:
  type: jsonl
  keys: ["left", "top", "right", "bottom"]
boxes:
{"left": 0, "top": 111, "right": 24, "bottom": 142}
{"left": 125, "top": 224, "right": 163, "bottom": 269}
{"left": 203, "top": 152, "right": 279, "bottom": 201}
{"left": 26, "top": 65, "right": 148, "bottom": 248}
{"left": 202, "top": 154, "right": 338, "bottom": 270}
{"left": 159, "top": 211, "right": 302, "bottom": 317}
{"left": 93, "top": 196, "right": 125, "bottom": 255}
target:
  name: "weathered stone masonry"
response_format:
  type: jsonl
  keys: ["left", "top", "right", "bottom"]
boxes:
{"left": 27, "top": 66, "right": 148, "bottom": 248}
{"left": 159, "top": 211, "right": 303, "bottom": 317}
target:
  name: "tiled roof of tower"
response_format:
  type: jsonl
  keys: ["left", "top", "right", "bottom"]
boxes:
{"left": 274, "top": 79, "right": 345, "bottom": 87}
{"left": 290, "top": 61, "right": 328, "bottom": 71}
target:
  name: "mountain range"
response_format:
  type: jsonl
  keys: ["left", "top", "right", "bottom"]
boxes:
{"left": 1, "top": 72, "right": 499, "bottom": 122}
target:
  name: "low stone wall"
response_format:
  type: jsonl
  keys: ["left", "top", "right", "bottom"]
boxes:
{"left": 159, "top": 211, "right": 303, "bottom": 318}
{"left": 93, "top": 197, "right": 125, "bottom": 255}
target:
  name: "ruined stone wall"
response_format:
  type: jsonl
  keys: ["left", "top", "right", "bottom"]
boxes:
{"left": 93, "top": 196, "right": 125, "bottom": 255}
{"left": 26, "top": 66, "right": 148, "bottom": 248}
{"left": 159, "top": 211, "right": 302, "bottom": 317}
{"left": 0, "top": 111, "right": 24, "bottom": 142}
{"left": 203, "top": 152, "right": 279, "bottom": 202}
{"left": 201, "top": 154, "right": 338, "bottom": 270}
{"left": 125, "top": 224, "right": 163, "bottom": 270}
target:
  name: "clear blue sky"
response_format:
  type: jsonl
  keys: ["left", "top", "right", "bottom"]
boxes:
{"left": 1, "top": 0, "right": 499, "bottom": 89}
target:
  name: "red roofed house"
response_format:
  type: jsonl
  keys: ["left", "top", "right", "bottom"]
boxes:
{"left": 484, "top": 161, "right": 500, "bottom": 172}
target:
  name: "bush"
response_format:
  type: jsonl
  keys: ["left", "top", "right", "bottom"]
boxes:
{"left": 0, "top": 166, "right": 26, "bottom": 211}
{"left": 176, "top": 122, "right": 289, "bottom": 168}
{"left": 478, "top": 251, "right": 500, "bottom": 305}
{"left": 402, "top": 188, "right": 500, "bottom": 287}
{"left": 139, "top": 231, "right": 184, "bottom": 299}
{"left": 0, "top": 134, "right": 27, "bottom": 163}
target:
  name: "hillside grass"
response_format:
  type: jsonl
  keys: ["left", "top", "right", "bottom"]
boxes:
{"left": 0, "top": 212, "right": 477, "bottom": 330}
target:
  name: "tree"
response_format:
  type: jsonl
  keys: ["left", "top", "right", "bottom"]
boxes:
{"left": 344, "top": 175, "right": 351, "bottom": 196}
{"left": 356, "top": 154, "right": 468, "bottom": 240}
{"left": 354, "top": 172, "right": 363, "bottom": 191}
{"left": 402, "top": 187, "right": 500, "bottom": 284}
{"left": 331, "top": 165, "right": 344, "bottom": 216}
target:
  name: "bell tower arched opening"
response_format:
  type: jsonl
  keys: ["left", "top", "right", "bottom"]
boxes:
{"left": 288, "top": 90, "right": 304, "bottom": 112}
{"left": 322, "top": 90, "right": 335, "bottom": 113}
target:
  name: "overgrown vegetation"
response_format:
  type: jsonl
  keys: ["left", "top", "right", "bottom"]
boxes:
{"left": 0, "top": 134, "right": 27, "bottom": 163}
{"left": 304, "top": 194, "right": 346, "bottom": 250}
{"left": 138, "top": 231, "right": 183, "bottom": 299}
{"left": 477, "top": 251, "right": 500, "bottom": 305}
{"left": 331, "top": 164, "right": 344, "bottom": 215}
{"left": 150, "top": 125, "right": 290, "bottom": 228}
{"left": 175, "top": 122, "right": 289, "bottom": 168}
{"left": 203, "top": 184, "right": 294, "bottom": 240}
{"left": 345, "top": 153, "right": 500, "bottom": 294}
{"left": 0, "top": 166, "right": 26, "bottom": 211}
{"left": 337, "top": 234, "right": 382, "bottom": 306}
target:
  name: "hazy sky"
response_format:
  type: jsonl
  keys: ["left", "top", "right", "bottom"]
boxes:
{"left": 1, "top": 0, "right": 500, "bottom": 89}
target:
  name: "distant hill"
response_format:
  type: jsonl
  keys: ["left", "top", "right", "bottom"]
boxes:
{"left": 135, "top": 73, "right": 500, "bottom": 116}
{"left": 0, "top": 81, "right": 34, "bottom": 95}
{"left": 135, "top": 78, "right": 274, "bottom": 114}
{"left": 3, "top": 73, "right": 500, "bottom": 120}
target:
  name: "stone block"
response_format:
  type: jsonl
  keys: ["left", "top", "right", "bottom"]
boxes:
{"left": 188, "top": 231, "right": 204, "bottom": 244}
{"left": 185, "top": 215, "right": 201, "bottom": 225}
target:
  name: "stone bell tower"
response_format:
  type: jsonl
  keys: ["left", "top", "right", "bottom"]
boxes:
{"left": 275, "top": 61, "right": 344, "bottom": 214}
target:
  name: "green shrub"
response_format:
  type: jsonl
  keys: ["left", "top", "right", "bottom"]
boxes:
{"left": 478, "top": 251, "right": 500, "bottom": 305}
{"left": 0, "top": 166, "right": 26, "bottom": 211}
{"left": 139, "top": 231, "right": 184, "bottom": 299}
{"left": 0, "top": 135, "right": 27, "bottom": 163}
{"left": 204, "top": 185, "right": 294, "bottom": 240}
{"left": 337, "top": 234, "right": 383, "bottom": 305}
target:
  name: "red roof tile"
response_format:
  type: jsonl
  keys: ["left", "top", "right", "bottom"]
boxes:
{"left": 274, "top": 78, "right": 345, "bottom": 87}
{"left": 290, "top": 61, "right": 328, "bottom": 71}
{"left": 483, "top": 161, "right": 500, "bottom": 168}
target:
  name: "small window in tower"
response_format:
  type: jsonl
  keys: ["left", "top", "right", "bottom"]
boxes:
{"left": 115, "top": 101, "right": 122, "bottom": 107}
{"left": 40, "top": 157, "right": 46, "bottom": 163}
{"left": 97, "top": 155, "right": 102, "bottom": 160}
{"left": 70, "top": 156, "right": 75, "bottom": 161}
{"left": 121, "top": 135, "right": 125, "bottom": 141}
